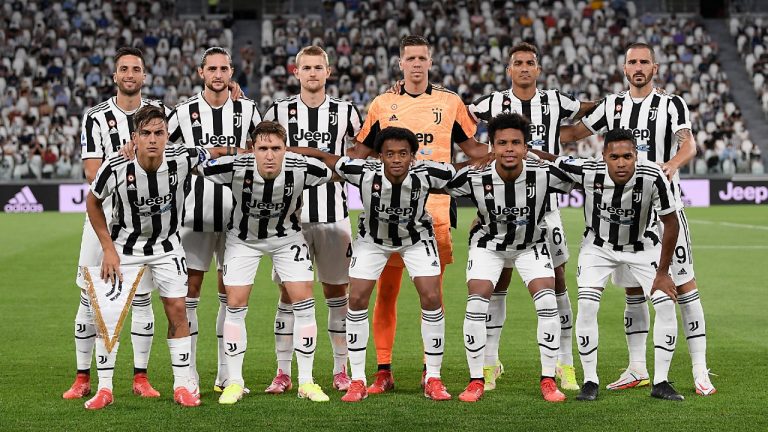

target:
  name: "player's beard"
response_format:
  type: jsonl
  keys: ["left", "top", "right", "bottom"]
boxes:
{"left": 626, "top": 71, "right": 653, "bottom": 89}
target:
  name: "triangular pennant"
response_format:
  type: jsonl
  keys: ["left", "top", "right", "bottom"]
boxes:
{"left": 82, "top": 266, "right": 146, "bottom": 353}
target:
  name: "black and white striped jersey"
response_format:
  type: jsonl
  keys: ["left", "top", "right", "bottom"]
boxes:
{"left": 469, "top": 89, "right": 580, "bottom": 155}
{"left": 167, "top": 92, "right": 262, "bottom": 232}
{"left": 446, "top": 160, "right": 574, "bottom": 251}
{"left": 81, "top": 97, "right": 170, "bottom": 160}
{"left": 580, "top": 88, "right": 691, "bottom": 205}
{"left": 334, "top": 156, "right": 456, "bottom": 247}
{"left": 553, "top": 156, "right": 677, "bottom": 252}
{"left": 90, "top": 145, "right": 211, "bottom": 256}
{"left": 199, "top": 152, "right": 333, "bottom": 242}
{"left": 263, "top": 95, "right": 363, "bottom": 224}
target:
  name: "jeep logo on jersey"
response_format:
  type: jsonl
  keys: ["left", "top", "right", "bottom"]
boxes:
{"left": 415, "top": 133, "right": 434, "bottom": 144}
{"left": 293, "top": 129, "right": 332, "bottom": 143}
{"left": 134, "top": 192, "right": 173, "bottom": 207}
{"left": 374, "top": 204, "right": 413, "bottom": 216}
{"left": 247, "top": 200, "right": 286, "bottom": 211}
{"left": 490, "top": 205, "right": 530, "bottom": 217}
{"left": 596, "top": 203, "right": 635, "bottom": 217}
{"left": 199, "top": 134, "right": 237, "bottom": 146}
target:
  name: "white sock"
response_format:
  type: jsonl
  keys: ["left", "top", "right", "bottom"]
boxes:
{"left": 576, "top": 288, "right": 602, "bottom": 384}
{"left": 292, "top": 298, "right": 317, "bottom": 385}
{"left": 274, "top": 301, "right": 294, "bottom": 376}
{"left": 185, "top": 297, "right": 200, "bottom": 384}
{"left": 485, "top": 289, "right": 507, "bottom": 367}
{"left": 168, "top": 336, "right": 193, "bottom": 391}
{"left": 223, "top": 306, "right": 248, "bottom": 386}
{"left": 94, "top": 339, "right": 118, "bottom": 390}
{"left": 651, "top": 291, "right": 677, "bottom": 385}
{"left": 534, "top": 289, "right": 560, "bottom": 377}
{"left": 75, "top": 292, "right": 96, "bottom": 371}
{"left": 326, "top": 295, "right": 349, "bottom": 375}
{"left": 422, "top": 308, "right": 445, "bottom": 380}
{"left": 625, "top": 294, "right": 650, "bottom": 373}
{"left": 130, "top": 293, "right": 154, "bottom": 372}
{"left": 464, "top": 295, "right": 489, "bottom": 379}
{"left": 215, "top": 293, "right": 228, "bottom": 385}
{"left": 556, "top": 290, "right": 574, "bottom": 366}
{"left": 678, "top": 289, "right": 708, "bottom": 374}
{"left": 346, "top": 309, "right": 369, "bottom": 384}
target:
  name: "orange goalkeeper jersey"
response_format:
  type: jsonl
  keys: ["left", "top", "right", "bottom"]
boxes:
{"left": 356, "top": 83, "right": 477, "bottom": 225}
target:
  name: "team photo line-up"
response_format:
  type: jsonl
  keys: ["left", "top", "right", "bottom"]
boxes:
{"left": 64, "top": 34, "right": 714, "bottom": 409}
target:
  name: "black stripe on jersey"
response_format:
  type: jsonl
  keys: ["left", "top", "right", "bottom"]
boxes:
{"left": 647, "top": 95, "right": 661, "bottom": 162}
{"left": 123, "top": 164, "right": 141, "bottom": 255}
{"left": 258, "top": 178, "right": 275, "bottom": 239}
{"left": 103, "top": 111, "right": 122, "bottom": 153}
{"left": 162, "top": 160, "right": 179, "bottom": 252}
{"left": 143, "top": 170, "right": 162, "bottom": 255}
{"left": 237, "top": 170, "right": 254, "bottom": 240}
{"left": 607, "top": 182, "right": 625, "bottom": 246}
{"left": 368, "top": 174, "right": 382, "bottom": 244}
{"left": 590, "top": 171, "right": 606, "bottom": 248}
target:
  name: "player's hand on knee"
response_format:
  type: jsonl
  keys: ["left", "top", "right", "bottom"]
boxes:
{"left": 101, "top": 248, "right": 123, "bottom": 285}
{"left": 651, "top": 273, "right": 676, "bottom": 302}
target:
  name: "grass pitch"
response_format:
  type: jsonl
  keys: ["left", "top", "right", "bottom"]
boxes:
{"left": 0, "top": 206, "right": 766, "bottom": 431}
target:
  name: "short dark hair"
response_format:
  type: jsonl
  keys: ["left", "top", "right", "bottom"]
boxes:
{"left": 374, "top": 127, "right": 419, "bottom": 154}
{"left": 133, "top": 105, "right": 167, "bottom": 131}
{"left": 400, "top": 35, "right": 430, "bottom": 56}
{"left": 488, "top": 113, "right": 531, "bottom": 145}
{"left": 114, "top": 47, "right": 145, "bottom": 70}
{"left": 625, "top": 42, "right": 656, "bottom": 63}
{"left": 508, "top": 42, "right": 539, "bottom": 64}
{"left": 200, "top": 46, "right": 232, "bottom": 68}
{"left": 252, "top": 121, "right": 287, "bottom": 144}
{"left": 603, "top": 128, "right": 637, "bottom": 152}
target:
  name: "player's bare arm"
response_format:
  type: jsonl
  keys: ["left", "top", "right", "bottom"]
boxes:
{"left": 285, "top": 146, "right": 343, "bottom": 181}
{"left": 651, "top": 211, "right": 680, "bottom": 301}
{"left": 659, "top": 128, "right": 696, "bottom": 180}
{"left": 559, "top": 121, "right": 593, "bottom": 143}
{"left": 85, "top": 191, "right": 121, "bottom": 284}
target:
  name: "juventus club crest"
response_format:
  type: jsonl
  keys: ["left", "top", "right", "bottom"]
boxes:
{"left": 648, "top": 106, "right": 658, "bottom": 121}
{"left": 233, "top": 112, "right": 243, "bottom": 128}
{"left": 432, "top": 107, "right": 442, "bottom": 125}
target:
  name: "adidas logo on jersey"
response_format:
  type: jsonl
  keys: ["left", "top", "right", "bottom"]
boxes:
{"left": 678, "top": 268, "right": 687, "bottom": 276}
{"left": 4, "top": 186, "right": 44, "bottom": 213}
{"left": 431, "top": 260, "right": 439, "bottom": 267}
{"left": 389, "top": 114, "right": 399, "bottom": 121}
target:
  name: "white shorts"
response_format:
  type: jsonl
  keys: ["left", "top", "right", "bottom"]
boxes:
{"left": 76, "top": 216, "right": 154, "bottom": 294}
{"left": 223, "top": 233, "right": 314, "bottom": 286}
{"left": 119, "top": 250, "right": 189, "bottom": 298}
{"left": 467, "top": 242, "right": 555, "bottom": 286}
{"left": 611, "top": 209, "right": 695, "bottom": 287}
{"left": 180, "top": 227, "right": 226, "bottom": 272}
{"left": 541, "top": 209, "right": 569, "bottom": 268}
{"left": 348, "top": 237, "right": 442, "bottom": 280}
{"left": 578, "top": 240, "right": 664, "bottom": 296}
{"left": 273, "top": 218, "right": 352, "bottom": 285}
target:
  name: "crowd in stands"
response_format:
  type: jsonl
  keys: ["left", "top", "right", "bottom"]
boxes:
{"left": 0, "top": 0, "right": 764, "bottom": 180}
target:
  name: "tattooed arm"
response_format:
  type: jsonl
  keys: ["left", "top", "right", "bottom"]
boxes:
{"left": 660, "top": 128, "right": 696, "bottom": 180}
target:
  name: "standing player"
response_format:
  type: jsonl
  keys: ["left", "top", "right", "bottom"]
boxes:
{"left": 542, "top": 128, "right": 683, "bottom": 401}
{"left": 290, "top": 127, "right": 466, "bottom": 402}
{"left": 561, "top": 42, "right": 714, "bottom": 395}
{"left": 348, "top": 35, "right": 488, "bottom": 392}
{"left": 84, "top": 105, "right": 229, "bottom": 409}
{"left": 444, "top": 113, "right": 575, "bottom": 403}
{"left": 166, "top": 46, "right": 262, "bottom": 392}
{"left": 198, "top": 121, "right": 334, "bottom": 404}
{"left": 65, "top": 47, "right": 164, "bottom": 400}
{"left": 467, "top": 42, "right": 594, "bottom": 391}
{"left": 262, "top": 45, "right": 362, "bottom": 393}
